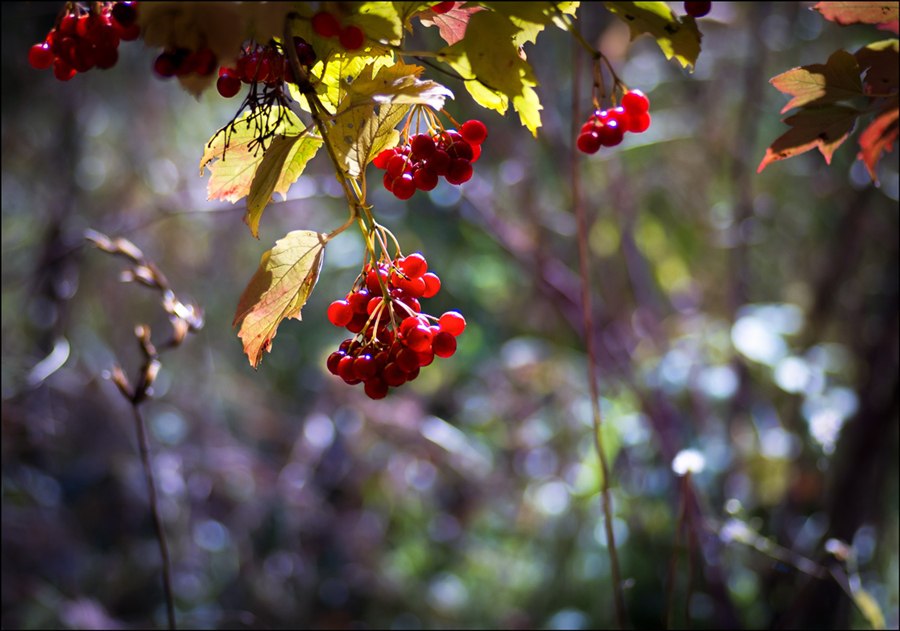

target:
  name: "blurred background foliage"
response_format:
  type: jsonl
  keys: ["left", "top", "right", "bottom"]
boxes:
{"left": 2, "top": 2, "right": 898, "bottom": 629}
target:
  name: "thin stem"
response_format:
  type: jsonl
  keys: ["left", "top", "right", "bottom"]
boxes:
{"left": 133, "top": 404, "right": 176, "bottom": 630}
{"left": 571, "top": 39, "right": 628, "bottom": 629}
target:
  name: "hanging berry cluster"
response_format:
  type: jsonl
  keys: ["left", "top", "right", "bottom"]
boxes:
{"left": 215, "top": 38, "right": 317, "bottom": 98}
{"left": 28, "top": 2, "right": 139, "bottom": 81}
{"left": 577, "top": 89, "right": 651, "bottom": 154}
{"left": 373, "top": 117, "right": 488, "bottom": 200}
{"left": 311, "top": 10, "right": 365, "bottom": 51}
{"left": 326, "top": 252, "right": 465, "bottom": 399}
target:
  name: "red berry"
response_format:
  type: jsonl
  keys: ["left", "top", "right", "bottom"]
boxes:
{"left": 598, "top": 121, "right": 624, "bottom": 147}
{"left": 432, "top": 331, "right": 458, "bottom": 358}
{"left": 427, "top": 149, "right": 450, "bottom": 176}
{"left": 59, "top": 14, "right": 78, "bottom": 36}
{"left": 153, "top": 52, "right": 177, "bottom": 78}
{"left": 410, "top": 134, "right": 436, "bottom": 159}
{"left": 432, "top": 2, "right": 455, "bottom": 14}
{"left": 438, "top": 311, "right": 466, "bottom": 336}
{"left": 445, "top": 159, "right": 473, "bottom": 185}
{"left": 684, "top": 1, "right": 712, "bottom": 17}
{"left": 387, "top": 154, "right": 409, "bottom": 178}
{"left": 113, "top": 21, "right": 140, "bottom": 41}
{"left": 373, "top": 149, "right": 393, "bottom": 169}
{"left": 312, "top": 11, "right": 341, "bottom": 38}
{"left": 405, "top": 325, "right": 434, "bottom": 352}
{"left": 94, "top": 45, "right": 119, "bottom": 70}
{"left": 364, "top": 378, "right": 389, "bottom": 399}
{"left": 628, "top": 111, "right": 651, "bottom": 134}
{"left": 338, "top": 25, "right": 365, "bottom": 51}
{"left": 112, "top": 2, "right": 138, "bottom": 28}
{"left": 622, "top": 89, "right": 650, "bottom": 115}
{"left": 577, "top": 131, "right": 601, "bottom": 154}
{"left": 53, "top": 58, "right": 76, "bottom": 81}
{"left": 399, "top": 253, "right": 428, "bottom": 279}
{"left": 422, "top": 272, "right": 441, "bottom": 298}
{"left": 28, "top": 43, "right": 54, "bottom": 70}
{"left": 414, "top": 167, "right": 439, "bottom": 191}
{"left": 327, "top": 300, "right": 353, "bottom": 327}
{"left": 217, "top": 72, "right": 242, "bottom": 98}
{"left": 460, "top": 120, "right": 488, "bottom": 145}
{"left": 392, "top": 173, "right": 416, "bottom": 200}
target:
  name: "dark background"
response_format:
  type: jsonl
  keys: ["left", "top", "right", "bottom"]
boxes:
{"left": 2, "top": 2, "right": 898, "bottom": 629}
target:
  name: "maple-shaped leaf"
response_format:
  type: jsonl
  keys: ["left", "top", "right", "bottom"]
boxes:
{"left": 491, "top": 2, "right": 580, "bottom": 46}
{"left": 757, "top": 105, "right": 860, "bottom": 173}
{"left": 855, "top": 39, "right": 899, "bottom": 95}
{"left": 770, "top": 50, "right": 864, "bottom": 113}
{"left": 419, "top": 2, "right": 483, "bottom": 45}
{"left": 813, "top": 2, "right": 900, "bottom": 28}
{"left": 233, "top": 230, "right": 326, "bottom": 368}
{"left": 442, "top": 10, "right": 543, "bottom": 135}
{"left": 245, "top": 132, "right": 323, "bottom": 238}
{"left": 857, "top": 100, "right": 899, "bottom": 182}
{"left": 604, "top": 1, "right": 702, "bottom": 71}
{"left": 331, "top": 62, "right": 450, "bottom": 175}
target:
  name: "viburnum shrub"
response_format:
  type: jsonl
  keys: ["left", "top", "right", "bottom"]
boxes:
{"left": 28, "top": 1, "right": 896, "bottom": 394}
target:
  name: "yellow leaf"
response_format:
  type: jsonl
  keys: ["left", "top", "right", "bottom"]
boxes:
{"left": 233, "top": 230, "right": 327, "bottom": 368}
{"left": 604, "top": 1, "right": 702, "bottom": 71}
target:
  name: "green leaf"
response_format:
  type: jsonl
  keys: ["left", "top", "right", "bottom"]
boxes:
{"left": 443, "top": 10, "right": 543, "bottom": 135}
{"left": 351, "top": 2, "right": 404, "bottom": 43}
{"left": 200, "top": 106, "right": 305, "bottom": 204}
{"left": 331, "top": 62, "right": 451, "bottom": 175}
{"left": 851, "top": 587, "right": 887, "bottom": 630}
{"left": 491, "top": 2, "right": 580, "bottom": 46}
{"left": 770, "top": 50, "right": 864, "bottom": 113}
{"left": 604, "top": 1, "right": 702, "bottom": 71}
{"left": 855, "top": 39, "right": 899, "bottom": 95}
{"left": 245, "top": 132, "right": 323, "bottom": 238}
{"left": 857, "top": 100, "right": 899, "bottom": 182}
{"left": 757, "top": 105, "right": 860, "bottom": 173}
{"left": 813, "top": 1, "right": 899, "bottom": 27}
{"left": 393, "top": 2, "right": 434, "bottom": 30}
{"left": 233, "top": 230, "right": 327, "bottom": 368}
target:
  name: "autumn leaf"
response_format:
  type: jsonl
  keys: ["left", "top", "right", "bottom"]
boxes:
{"left": 200, "top": 107, "right": 305, "bottom": 203}
{"left": 491, "top": 2, "right": 580, "bottom": 46}
{"left": 442, "top": 10, "right": 543, "bottom": 135}
{"left": 857, "top": 101, "right": 899, "bottom": 181}
{"left": 855, "top": 39, "right": 899, "bottom": 95}
{"left": 770, "top": 50, "right": 864, "bottom": 113}
{"left": 330, "top": 62, "right": 451, "bottom": 175}
{"left": 813, "top": 1, "right": 900, "bottom": 28}
{"left": 245, "top": 132, "right": 323, "bottom": 238}
{"left": 604, "top": 1, "right": 702, "bottom": 71}
{"left": 419, "top": 2, "right": 483, "bottom": 45}
{"left": 233, "top": 230, "right": 327, "bottom": 368}
{"left": 758, "top": 105, "right": 860, "bottom": 173}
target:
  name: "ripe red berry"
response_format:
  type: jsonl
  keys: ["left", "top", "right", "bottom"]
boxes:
{"left": 432, "top": 2, "right": 455, "bottom": 14}
{"left": 598, "top": 120, "right": 624, "bottom": 147}
{"left": 328, "top": 300, "right": 354, "bottom": 327}
{"left": 684, "top": 1, "right": 712, "bottom": 17}
{"left": 399, "top": 253, "right": 428, "bottom": 279}
{"left": 339, "top": 25, "right": 365, "bottom": 51}
{"left": 627, "top": 111, "right": 651, "bottom": 134}
{"left": 153, "top": 52, "right": 177, "bottom": 78}
{"left": 422, "top": 272, "right": 441, "bottom": 298}
{"left": 112, "top": 2, "right": 138, "bottom": 28}
{"left": 94, "top": 45, "right": 119, "bottom": 70}
{"left": 432, "top": 331, "right": 457, "bottom": 358}
{"left": 410, "top": 134, "right": 436, "bottom": 159}
{"left": 53, "top": 58, "right": 76, "bottom": 81}
{"left": 622, "top": 89, "right": 650, "bottom": 115}
{"left": 414, "top": 167, "right": 439, "bottom": 191}
{"left": 217, "top": 72, "right": 242, "bottom": 98}
{"left": 28, "top": 43, "right": 54, "bottom": 70}
{"left": 364, "top": 378, "right": 389, "bottom": 400}
{"left": 373, "top": 149, "right": 393, "bottom": 169}
{"left": 438, "top": 311, "right": 466, "bottom": 336}
{"left": 460, "top": 120, "right": 488, "bottom": 145}
{"left": 392, "top": 173, "right": 416, "bottom": 200}
{"left": 445, "top": 159, "right": 473, "bottom": 185}
{"left": 311, "top": 11, "right": 341, "bottom": 38}
{"left": 577, "top": 131, "right": 601, "bottom": 154}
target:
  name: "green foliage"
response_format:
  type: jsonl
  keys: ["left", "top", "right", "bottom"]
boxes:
{"left": 604, "top": 1, "right": 703, "bottom": 70}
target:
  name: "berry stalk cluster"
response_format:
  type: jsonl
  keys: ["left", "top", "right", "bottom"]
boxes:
{"left": 215, "top": 38, "right": 317, "bottom": 98}
{"left": 577, "top": 89, "right": 651, "bottom": 154}
{"left": 28, "top": 2, "right": 139, "bottom": 81}
{"left": 373, "top": 119, "right": 487, "bottom": 200}
{"left": 326, "top": 252, "right": 465, "bottom": 399}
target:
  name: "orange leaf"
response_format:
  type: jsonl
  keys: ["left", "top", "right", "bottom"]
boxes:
{"left": 233, "top": 230, "right": 326, "bottom": 368}
{"left": 813, "top": 2, "right": 900, "bottom": 28}
{"left": 857, "top": 102, "right": 900, "bottom": 182}
{"left": 758, "top": 105, "right": 859, "bottom": 173}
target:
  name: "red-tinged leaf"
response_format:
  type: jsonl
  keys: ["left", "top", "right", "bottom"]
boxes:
{"left": 770, "top": 50, "right": 863, "bottom": 113}
{"left": 233, "top": 230, "right": 326, "bottom": 368}
{"left": 857, "top": 102, "right": 899, "bottom": 182}
{"left": 878, "top": 19, "right": 900, "bottom": 33}
{"left": 813, "top": 2, "right": 899, "bottom": 27}
{"left": 419, "top": 3, "right": 483, "bottom": 45}
{"left": 758, "top": 105, "right": 860, "bottom": 173}
{"left": 855, "top": 39, "right": 899, "bottom": 95}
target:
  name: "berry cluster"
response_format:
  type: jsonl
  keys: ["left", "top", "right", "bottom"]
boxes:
{"left": 153, "top": 46, "right": 218, "bottom": 79}
{"left": 28, "top": 2, "right": 139, "bottom": 81}
{"left": 216, "top": 38, "right": 317, "bottom": 98}
{"left": 326, "top": 253, "right": 465, "bottom": 399}
{"left": 311, "top": 10, "right": 365, "bottom": 51}
{"left": 576, "top": 90, "right": 651, "bottom": 154}
{"left": 373, "top": 120, "right": 487, "bottom": 200}
{"left": 684, "top": 2, "right": 712, "bottom": 18}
